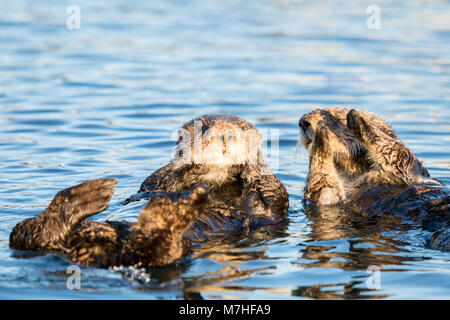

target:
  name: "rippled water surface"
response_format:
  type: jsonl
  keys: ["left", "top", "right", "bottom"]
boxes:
{"left": 0, "top": 0, "right": 449, "bottom": 299}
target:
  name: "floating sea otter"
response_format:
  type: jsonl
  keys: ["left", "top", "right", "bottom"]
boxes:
{"left": 298, "top": 108, "right": 449, "bottom": 250}
{"left": 10, "top": 114, "right": 289, "bottom": 268}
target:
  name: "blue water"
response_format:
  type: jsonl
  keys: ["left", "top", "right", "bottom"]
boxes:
{"left": 0, "top": 0, "right": 449, "bottom": 299}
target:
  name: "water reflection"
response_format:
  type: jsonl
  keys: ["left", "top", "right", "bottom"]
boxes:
{"left": 122, "top": 208, "right": 424, "bottom": 299}
{"left": 6, "top": 195, "right": 444, "bottom": 299}
{"left": 126, "top": 221, "right": 290, "bottom": 299}
{"left": 291, "top": 281, "right": 389, "bottom": 300}
{"left": 290, "top": 205, "right": 430, "bottom": 299}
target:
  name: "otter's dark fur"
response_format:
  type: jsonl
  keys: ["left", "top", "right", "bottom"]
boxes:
{"left": 298, "top": 108, "right": 449, "bottom": 251}
{"left": 9, "top": 114, "right": 289, "bottom": 268}
{"left": 10, "top": 179, "right": 208, "bottom": 268}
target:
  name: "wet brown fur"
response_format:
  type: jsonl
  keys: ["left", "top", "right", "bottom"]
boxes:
{"left": 10, "top": 179, "right": 208, "bottom": 268}
{"left": 10, "top": 114, "right": 289, "bottom": 267}
{"left": 299, "top": 108, "right": 449, "bottom": 250}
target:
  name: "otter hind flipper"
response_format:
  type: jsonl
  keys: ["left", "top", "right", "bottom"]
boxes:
{"left": 138, "top": 185, "right": 208, "bottom": 233}
{"left": 130, "top": 185, "right": 208, "bottom": 266}
{"left": 50, "top": 178, "right": 117, "bottom": 226}
{"left": 9, "top": 178, "right": 117, "bottom": 252}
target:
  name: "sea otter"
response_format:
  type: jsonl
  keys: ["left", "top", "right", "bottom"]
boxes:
{"left": 9, "top": 114, "right": 289, "bottom": 268}
{"left": 132, "top": 114, "right": 289, "bottom": 238}
{"left": 298, "top": 107, "right": 450, "bottom": 250}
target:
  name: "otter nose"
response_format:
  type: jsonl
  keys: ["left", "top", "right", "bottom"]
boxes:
{"left": 298, "top": 119, "right": 311, "bottom": 132}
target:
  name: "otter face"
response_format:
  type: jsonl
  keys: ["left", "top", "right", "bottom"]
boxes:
{"left": 299, "top": 108, "right": 381, "bottom": 180}
{"left": 298, "top": 108, "right": 365, "bottom": 157}
{"left": 298, "top": 109, "right": 336, "bottom": 152}
{"left": 172, "top": 114, "right": 263, "bottom": 168}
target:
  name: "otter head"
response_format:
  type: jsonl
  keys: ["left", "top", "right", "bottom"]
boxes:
{"left": 298, "top": 109, "right": 337, "bottom": 153}
{"left": 298, "top": 108, "right": 353, "bottom": 153}
{"left": 299, "top": 108, "right": 373, "bottom": 175}
{"left": 171, "top": 114, "right": 265, "bottom": 185}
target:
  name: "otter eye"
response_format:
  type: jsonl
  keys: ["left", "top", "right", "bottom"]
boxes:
{"left": 176, "top": 136, "right": 183, "bottom": 145}
{"left": 178, "top": 150, "right": 183, "bottom": 157}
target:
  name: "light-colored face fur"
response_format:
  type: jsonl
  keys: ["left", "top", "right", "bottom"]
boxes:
{"left": 171, "top": 114, "right": 264, "bottom": 185}
{"left": 299, "top": 108, "right": 351, "bottom": 152}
